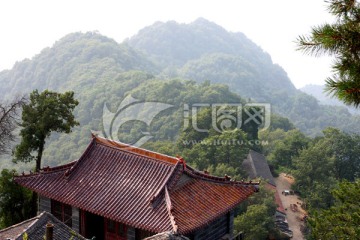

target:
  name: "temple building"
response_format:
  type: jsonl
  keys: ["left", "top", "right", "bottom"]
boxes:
{"left": 15, "top": 135, "right": 258, "bottom": 240}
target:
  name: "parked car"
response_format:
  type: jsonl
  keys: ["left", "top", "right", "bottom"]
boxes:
{"left": 281, "top": 229, "right": 293, "bottom": 238}
{"left": 275, "top": 215, "right": 286, "bottom": 222}
{"left": 275, "top": 220, "right": 289, "bottom": 225}
{"left": 282, "top": 190, "right": 294, "bottom": 195}
{"left": 276, "top": 222, "right": 289, "bottom": 229}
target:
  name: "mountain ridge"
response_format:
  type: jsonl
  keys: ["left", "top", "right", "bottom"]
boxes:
{"left": 300, "top": 84, "right": 360, "bottom": 114}
{"left": 127, "top": 18, "right": 297, "bottom": 100}
{"left": 1, "top": 19, "right": 360, "bottom": 171}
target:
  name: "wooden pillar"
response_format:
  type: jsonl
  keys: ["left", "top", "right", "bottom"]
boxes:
{"left": 80, "top": 210, "right": 86, "bottom": 236}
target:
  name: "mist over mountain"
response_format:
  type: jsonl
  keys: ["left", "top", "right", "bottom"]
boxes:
{"left": 0, "top": 32, "right": 158, "bottom": 99}
{"left": 127, "top": 18, "right": 360, "bottom": 135}
{"left": 128, "top": 18, "right": 269, "bottom": 65}
{"left": 127, "top": 18, "right": 297, "bottom": 101}
{"left": 1, "top": 18, "right": 360, "bottom": 169}
{"left": 300, "top": 84, "right": 360, "bottom": 114}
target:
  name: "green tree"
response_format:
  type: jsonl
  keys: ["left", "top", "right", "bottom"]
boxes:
{"left": 207, "top": 163, "right": 241, "bottom": 180}
{"left": 142, "top": 140, "right": 178, "bottom": 156}
{"left": 309, "top": 179, "right": 360, "bottom": 239}
{"left": 293, "top": 127, "right": 360, "bottom": 210}
{"left": 297, "top": 0, "right": 360, "bottom": 106}
{"left": 259, "top": 128, "right": 287, "bottom": 157}
{"left": 261, "top": 128, "right": 309, "bottom": 170}
{"left": 322, "top": 127, "right": 360, "bottom": 181}
{"left": 13, "top": 90, "right": 79, "bottom": 171}
{"left": 0, "top": 169, "right": 32, "bottom": 228}
{"left": 235, "top": 204, "right": 272, "bottom": 240}
{"left": 13, "top": 90, "right": 79, "bottom": 216}
{"left": 292, "top": 141, "right": 336, "bottom": 209}
{"left": 234, "top": 182, "right": 278, "bottom": 240}
{"left": 181, "top": 129, "right": 249, "bottom": 177}
{"left": 268, "top": 114, "right": 295, "bottom": 132}
{"left": 178, "top": 103, "right": 261, "bottom": 147}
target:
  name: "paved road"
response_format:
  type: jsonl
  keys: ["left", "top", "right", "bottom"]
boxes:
{"left": 275, "top": 173, "right": 306, "bottom": 240}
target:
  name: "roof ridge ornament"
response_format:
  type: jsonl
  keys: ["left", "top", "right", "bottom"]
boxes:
{"left": 176, "top": 156, "right": 186, "bottom": 170}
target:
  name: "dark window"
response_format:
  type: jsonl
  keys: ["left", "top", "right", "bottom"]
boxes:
{"left": 52, "top": 200, "right": 62, "bottom": 219}
{"left": 51, "top": 199, "right": 72, "bottom": 227}
{"left": 105, "top": 219, "right": 127, "bottom": 240}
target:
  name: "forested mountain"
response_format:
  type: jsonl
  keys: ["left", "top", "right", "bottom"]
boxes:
{"left": 1, "top": 19, "right": 360, "bottom": 170}
{"left": 127, "top": 18, "right": 360, "bottom": 135}
{"left": 0, "top": 32, "right": 158, "bottom": 99}
{"left": 127, "top": 18, "right": 297, "bottom": 101}
{"left": 300, "top": 84, "right": 360, "bottom": 114}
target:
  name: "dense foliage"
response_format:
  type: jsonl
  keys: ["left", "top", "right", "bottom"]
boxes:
{"left": 0, "top": 169, "right": 32, "bottom": 228}
{"left": 14, "top": 90, "right": 79, "bottom": 171}
{"left": 309, "top": 179, "right": 360, "bottom": 239}
{"left": 297, "top": 0, "right": 360, "bottom": 107}
{"left": 234, "top": 182, "right": 281, "bottom": 240}
{"left": 260, "top": 125, "right": 360, "bottom": 238}
{"left": 127, "top": 18, "right": 360, "bottom": 135}
{"left": 10, "top": 89, "right": 79, "bottom": 218}
{"left": 0, "top": 18, "right": 360, "bottom": 235}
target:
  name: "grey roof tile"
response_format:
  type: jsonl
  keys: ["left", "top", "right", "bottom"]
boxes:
{"left": 242, "top": 150, "right": 276, "bottom": 186}
{"left": 0, "top": 211, "right": 87, "bottom": 240}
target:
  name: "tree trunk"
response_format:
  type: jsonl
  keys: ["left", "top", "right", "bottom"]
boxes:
{"left": 36, "top": 139, "right": 45, "bottom": 172}
{"left": 32, "top": 138, "right": 45, "bottom": 216}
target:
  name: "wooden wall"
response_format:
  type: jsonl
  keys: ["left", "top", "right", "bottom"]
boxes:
{"left": 39, "top": 195, "right": 80, "bottom": 233}
{"left": 39, "top": 195, "right": 51, "bottom": 213}
{"left": 191, "top": 211, "right": 234, "bottom": 240}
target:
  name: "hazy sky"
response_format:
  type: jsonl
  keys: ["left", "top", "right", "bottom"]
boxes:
{"left": 0, "top": 0, "right": 334, "bottom": 89}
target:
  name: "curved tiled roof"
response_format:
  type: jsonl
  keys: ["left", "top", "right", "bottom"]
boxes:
{"left": 15, "top": 135, "right": 258, "bottom": 234}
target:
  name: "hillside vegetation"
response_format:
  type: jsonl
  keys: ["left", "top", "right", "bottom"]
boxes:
{"left": 1, "top": 19, "right": 360, "bottom": 170}
{"left": 127, "top": 18, "right": 360, "bottom": 135}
